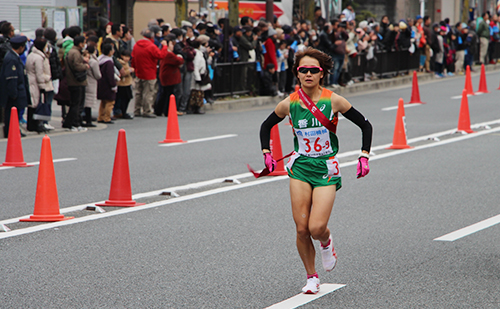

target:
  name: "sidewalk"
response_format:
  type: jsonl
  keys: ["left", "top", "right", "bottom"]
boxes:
{"left": 206, "top": 63, "right": 500, "bottom": 112}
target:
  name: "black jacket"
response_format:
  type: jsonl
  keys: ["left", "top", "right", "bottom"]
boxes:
{"left": 0, "top": 49, "right": 30, "bottom": 108}
{"left": 48, "top": 41, "right": 63, "bottom": 80}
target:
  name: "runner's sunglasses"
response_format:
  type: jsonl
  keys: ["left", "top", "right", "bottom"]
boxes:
{"left": 297, "top": 66, "right": 323, "bottom": 74}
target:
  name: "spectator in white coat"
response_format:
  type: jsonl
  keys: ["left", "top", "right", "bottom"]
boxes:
{"left": 26, "top": 37, "right": 53, "bottom": 132}
{"left": 83, "top": 45, "right": 101, "bottom": 127}
{"left": 188, "top": 40, "right": 211, "bottom": 114}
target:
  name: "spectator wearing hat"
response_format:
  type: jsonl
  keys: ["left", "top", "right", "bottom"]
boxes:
{"left": 156, "top": 34, "right": 184, "bottom": 116}
{"left": 263, "top": 28, "right": 278, "bottom": 73}
{"left": 63, "top": 35, "right": 89, "bottom": 131}
{"left": 434, "top": 26, "right": 446, "bottom": 78}
{"left": 0, "top": 35, "right": 30, "bottom": 137}
{"left": 131, "top": 28, "right": 168, "bottom": 118}
{"left": 462, "top": 22, "right": 477, "bottom": 70}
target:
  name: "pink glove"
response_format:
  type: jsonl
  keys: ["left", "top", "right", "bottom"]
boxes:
{"left": 263, "top": 152, "right": 277, "bottom": 172}
{"left": 357, "top": 157, "right": 369, "bottom": 178}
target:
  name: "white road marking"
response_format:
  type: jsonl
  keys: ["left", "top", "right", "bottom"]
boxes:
{"left": 434, "top": 214, "right": 500, "bottom": 241}
{"left": 451, "top": 93, "right": 484, "bottom": 99}
{"left": 382, "top": 103, "right": 423, "bottom": 111}
{"left": 0, "top": 158, "right": 77, "bottom": 171}
{"left": 158, "top": 134, "right": 237, "bottom": 147}
{"left": 265, "top": 284, "right": 346, "bottom": 309}
{"left": 0, "top": 175, "right": 289, "bottom": 239}
{"left": 2, "top": 120, "right": 500, "bottom": 239}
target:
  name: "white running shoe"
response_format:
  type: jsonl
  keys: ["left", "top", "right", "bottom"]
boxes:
{"left": 320, "top": 236, "right": 337, "bottom": 272}
{"left": 43, "top": 123, "right": 55, "bottom": 130}
{"left": 302, "top": 276, "right": 320, "bottom": 294}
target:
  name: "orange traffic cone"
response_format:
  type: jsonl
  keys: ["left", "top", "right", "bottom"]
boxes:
{"left": 386, "top": 98, "right": 412, "bottom": 149}
{"left": 20, "top": 136, "right": 73, "bottom": 222}
{"left": 268, "top": 124, "right": 288, "bottom": 176}
{"left": 408, "top": 71, "right": 425, "bottom": 104}
{"left": 476, "top": 64, "right": 489, "bottom": 93}
{"left": 457, "top": 89, "right": 475, "bottom": 134}
{"left": 159, "top": 95, "right": 186, "bottom": 144}
{"left": 96, "top": 129, "right": 145, "bottom": 207}
{"left": 464, "top": 65, "right": 474, "bottom": 96}
{"left": 1, "top": 107, "right": 32, "bottom": 167}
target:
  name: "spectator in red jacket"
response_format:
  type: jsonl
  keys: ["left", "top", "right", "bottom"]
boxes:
{"left": 130, "top": 28, "right": 168, "bottom": 118}
{"left": 156, "top": 34, "right": 184, "bottom": 116}
{"left": 263, "top": 27, "right": 278, "bottom": 70}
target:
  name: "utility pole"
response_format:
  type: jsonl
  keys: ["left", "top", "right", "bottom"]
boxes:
{"left": 266, "top": 0, "right": 273, "bottom": 23}
{"left": 228, "top": 0, "right": 240, "bottom": 27}
{"left": 175, "top": 0, "right": 188, "bottom": 27}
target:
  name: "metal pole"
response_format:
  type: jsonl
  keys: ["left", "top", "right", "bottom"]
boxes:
{"left": 420, "top": 0, "right": 425, "bottom": 17}
{"left": 266, "top": 0, "right": 273, "bottom": 23}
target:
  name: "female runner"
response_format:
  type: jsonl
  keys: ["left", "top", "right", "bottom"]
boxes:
{"left": 259, "top": 48, "right": 372, "bottom": 294}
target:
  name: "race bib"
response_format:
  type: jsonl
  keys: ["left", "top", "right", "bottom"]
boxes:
{"left": 295, "top": 127, "right": 333, "bottom": 157}
{"left": 326, "top": 156, "right": 341, "bottom": 177}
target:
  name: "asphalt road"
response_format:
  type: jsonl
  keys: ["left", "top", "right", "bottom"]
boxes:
{"left": 1, "top": 70, "right": 500, "bottom": 308}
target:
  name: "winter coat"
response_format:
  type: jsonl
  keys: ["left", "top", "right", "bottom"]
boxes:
{"left": 26, "top": 47, "right": 53, "bottom": 107}
{"left": 47, "top": 42, "right": 62, "bottom": 80}
{"left": 263, "top": 38, "right": 277, "bottom": 69}
{"left": 236, "top": 34, "right": 254, "bottom": 62}
{"left": 130, "top": 38, "right": 169, "bottom": 80}
{"left": 159, "top": 51, "right": 184, "bottom": 86}
{"left": 97, "top": 55, "right": 117, "bottom": 101}
{"left": 435, "top": 35, "right": 444, "bottom": 64}
{"left": 0, "top": 49, "right": 30, "bottom": 109}
{"left": 190, "top": 49, "right": 211, "bottom": 91}
{"left": 65, "top": 46, "right": 88, "bottom": 86}
{"left": 85, "top": 54, "right": 102, "bottom": 109}
{"left": 117, "top": 58, "right": 133, "bottom": 87}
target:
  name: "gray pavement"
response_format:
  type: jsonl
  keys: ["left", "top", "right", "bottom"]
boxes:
{"left": 1, "top": 67, "right": 500, "bottom": 308}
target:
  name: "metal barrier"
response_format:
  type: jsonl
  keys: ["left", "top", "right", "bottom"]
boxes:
{"left": 212, "top": 61, "right": 257, "bottom": 97}
{"left": 212, "top": 42, "right": 500, "bottom": 96}
{"left": 348, "top": 49, "right": 421, "bottom": 80}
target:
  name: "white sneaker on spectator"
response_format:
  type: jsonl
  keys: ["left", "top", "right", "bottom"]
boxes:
{"left": 69, "top": 126, "right": 78, "bottom": 132}
{"left": 43, "top": 123, "right": 55, "bottom": 130}
{"left": 302, "top": 276, "right": 320, "bottom": 294}
{"left": 277, "top": 91, "right": 284, "bottom": 97}
{"left": 347, "top": 80, "right": 354, "bottom": 86}
{"left": 77, "top": 126, "right": 88, "bottom": 132}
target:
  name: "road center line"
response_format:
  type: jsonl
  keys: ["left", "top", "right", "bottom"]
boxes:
{"left": 0, "top": 158, "right": 77, "bottom": 171}
{"left": 159, "top": 134, "right": 237, "bottom": 147}
{"left": 265, "top": 284, "right": 346, "bottom": 309}
{"left": 434, "top": 214, "right": 500, "bottom": 241}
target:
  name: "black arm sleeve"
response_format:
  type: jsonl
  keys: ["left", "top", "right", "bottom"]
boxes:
{"left": 260, "top": 111, "right": 285, "bottom": 150}
{"left": 342, "top": 106, "right": 373, "bottom": 153}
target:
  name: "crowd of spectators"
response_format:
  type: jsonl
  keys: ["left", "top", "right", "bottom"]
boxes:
{"left": 1, "top": 6, "right": 500, "bottom": 136}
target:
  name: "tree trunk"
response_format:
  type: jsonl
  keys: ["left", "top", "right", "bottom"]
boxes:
{"left": 228, "top": 0, "right": 240, "bottom": 27}
{"left": 175, "top": 0, "right": 188, "bottom": 28}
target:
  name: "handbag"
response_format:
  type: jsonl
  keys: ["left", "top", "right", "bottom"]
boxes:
{"left": 33, "top": 92, "right": 51, "bottom": 121}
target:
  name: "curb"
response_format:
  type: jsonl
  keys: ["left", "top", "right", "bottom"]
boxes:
{"left": 207, "top": 63, "right": 500, "bottom": 112}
